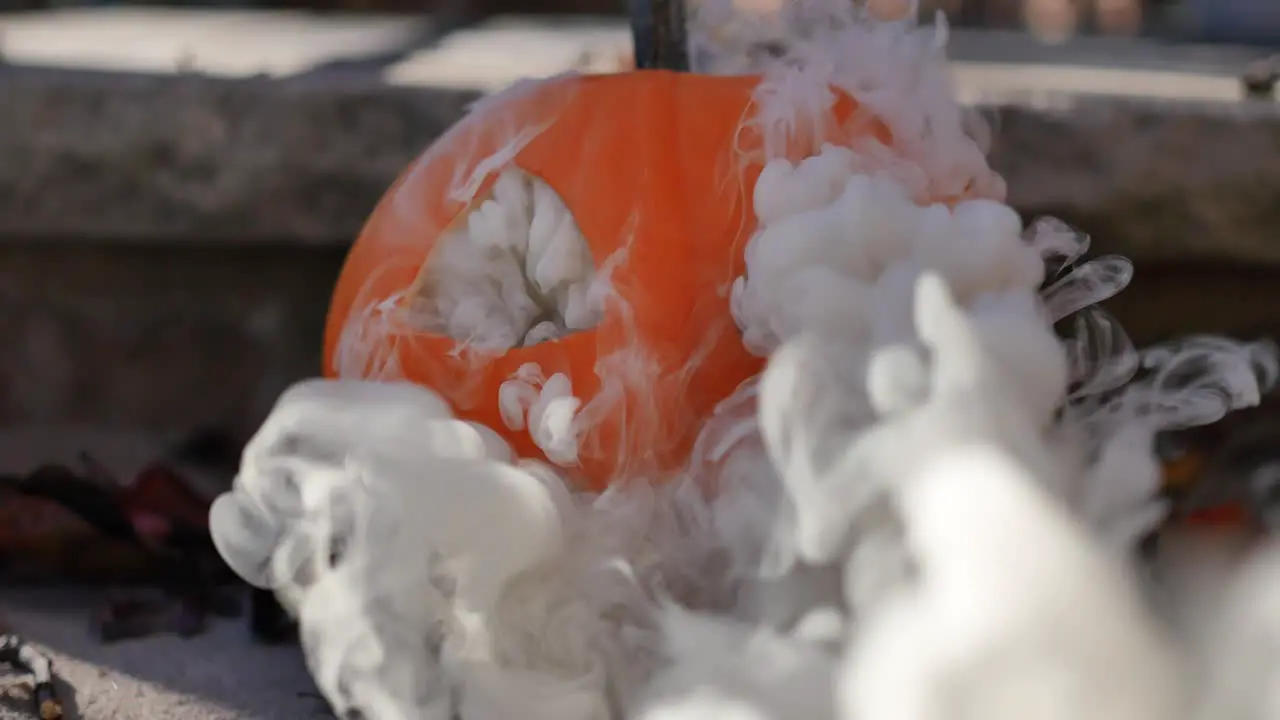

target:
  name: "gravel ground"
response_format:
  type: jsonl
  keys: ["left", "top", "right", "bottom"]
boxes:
{"left": 0, "top": 588, "right": 319, "bottom": 720}
{"left": 0, "top": 428, "right": 321, "bottom": 719}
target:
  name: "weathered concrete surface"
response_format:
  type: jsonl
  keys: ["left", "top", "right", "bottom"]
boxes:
{"left": 2, "top": 11, "right": 1280, "bottom": 435}
{"left": 3, "top": 12, "right": 1280, "bottom": 262}
{"left": 0, "top": 8, "right": 434, "bottom": 77}
{"left": 1106, "top": 262, "right": 1280, "bottom": 344}
{"left": 7, "top": 65, "right": 1280, "bottom": 262}
{"left": 990, "top": 98, "right": 1280, "bottom": 265}
{"left": 0, "top": 12, "right": 631, "bottom": 243}
{"left": 0, "top": 244, "right": 345, "bottom": 434}
{"left": 0, "top": 588, "right": 316, "bottom": 720}
{"left": 0, "top": 68, "right": 476, "bottom": 244}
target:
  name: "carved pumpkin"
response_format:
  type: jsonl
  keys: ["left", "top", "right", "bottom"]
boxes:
{"left": 322, "top": 70, "right": 994, "bottom": 490}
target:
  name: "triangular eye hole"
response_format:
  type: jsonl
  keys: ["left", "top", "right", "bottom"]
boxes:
{"left": 406, "top": 167, "right": 604, "bottom": 353}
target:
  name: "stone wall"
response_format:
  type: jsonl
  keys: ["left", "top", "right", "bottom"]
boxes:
{"left": 8, "top": 73, "right": 1280, "bottom": 260}
{"left": 990, "top": 99, "right": 1280, "bottom": 266}
{"left": 0, "top": 244, "right": 346, "bottom": 438}
{"left": 4, "top": 21, "right": 1280, "bottom": 434}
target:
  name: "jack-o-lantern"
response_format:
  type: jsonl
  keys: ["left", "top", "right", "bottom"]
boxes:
{"left": 322, "top": 68, "right": 992, "bottom": 491}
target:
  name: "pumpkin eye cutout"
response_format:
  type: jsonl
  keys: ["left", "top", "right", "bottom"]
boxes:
{"left": 323, "top": 73, "right": 774, "bottom": 490}
{"left": 405, "top": 167, "right": 604, "bottom": 352}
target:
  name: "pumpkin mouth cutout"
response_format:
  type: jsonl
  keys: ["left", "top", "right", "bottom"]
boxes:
{"left": 404, "top": 167, "right": 605, "bottom": 353}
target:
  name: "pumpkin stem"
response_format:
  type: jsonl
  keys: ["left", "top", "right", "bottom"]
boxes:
{"left": 630, "top": 0, "right": 690, "bottom": 71}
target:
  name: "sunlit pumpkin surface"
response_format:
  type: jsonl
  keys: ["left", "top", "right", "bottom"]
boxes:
{"left": 326, "top": 74, "right": 731, "bottom": 488}
{"left": 323, "top": 72, "right": 899, "bottom": 489}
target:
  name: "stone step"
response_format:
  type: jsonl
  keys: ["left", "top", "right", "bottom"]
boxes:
{"left": 0, "top": 9, "right": 1271, "bottom": 100}
{"left": 2, "top": 9, "right": 1280, "bottom": 266}
{"left": 0, "top": 9, "right": 1277, "bottom": 441}
{"left": 383, "top": 15, "right": 632, "bottom": 89}
{"left": 0, "top": 8, "right": 434, "bottom": 77}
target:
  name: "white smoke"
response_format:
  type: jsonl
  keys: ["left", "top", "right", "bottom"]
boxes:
{"left": 209, "top": 3, "right": 1280, "bottom": 720}
{"left": 412, "top": 168, "right": 604, "bottom": 353}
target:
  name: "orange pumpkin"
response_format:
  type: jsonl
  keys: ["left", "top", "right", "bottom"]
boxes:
{"left": 322, "top": 71, "right": 904, "bottom": 490}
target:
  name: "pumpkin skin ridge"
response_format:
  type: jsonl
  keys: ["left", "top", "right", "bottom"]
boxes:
{"left": 531, "top": 73, "right": 700, "bottom": 485}
{"left": 505, "top": 72, "right": 766, "bottom": 487}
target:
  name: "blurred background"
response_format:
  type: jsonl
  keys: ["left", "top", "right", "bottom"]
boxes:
{"left": 2, "top": 0, "right": 1280, "bottom": 44}
{"left": 0, "top": 0, "right": 1278, "bottom": 43}
{"left": 0, "top": 0, "right": 1276, "bottom": 446}
{"left": 0, "top": 0, "right": 1279, "bottom": 716}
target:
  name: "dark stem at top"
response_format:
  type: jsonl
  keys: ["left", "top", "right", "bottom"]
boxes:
{"left": 631, "top": 0, "right": 690, "bottom": 71}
